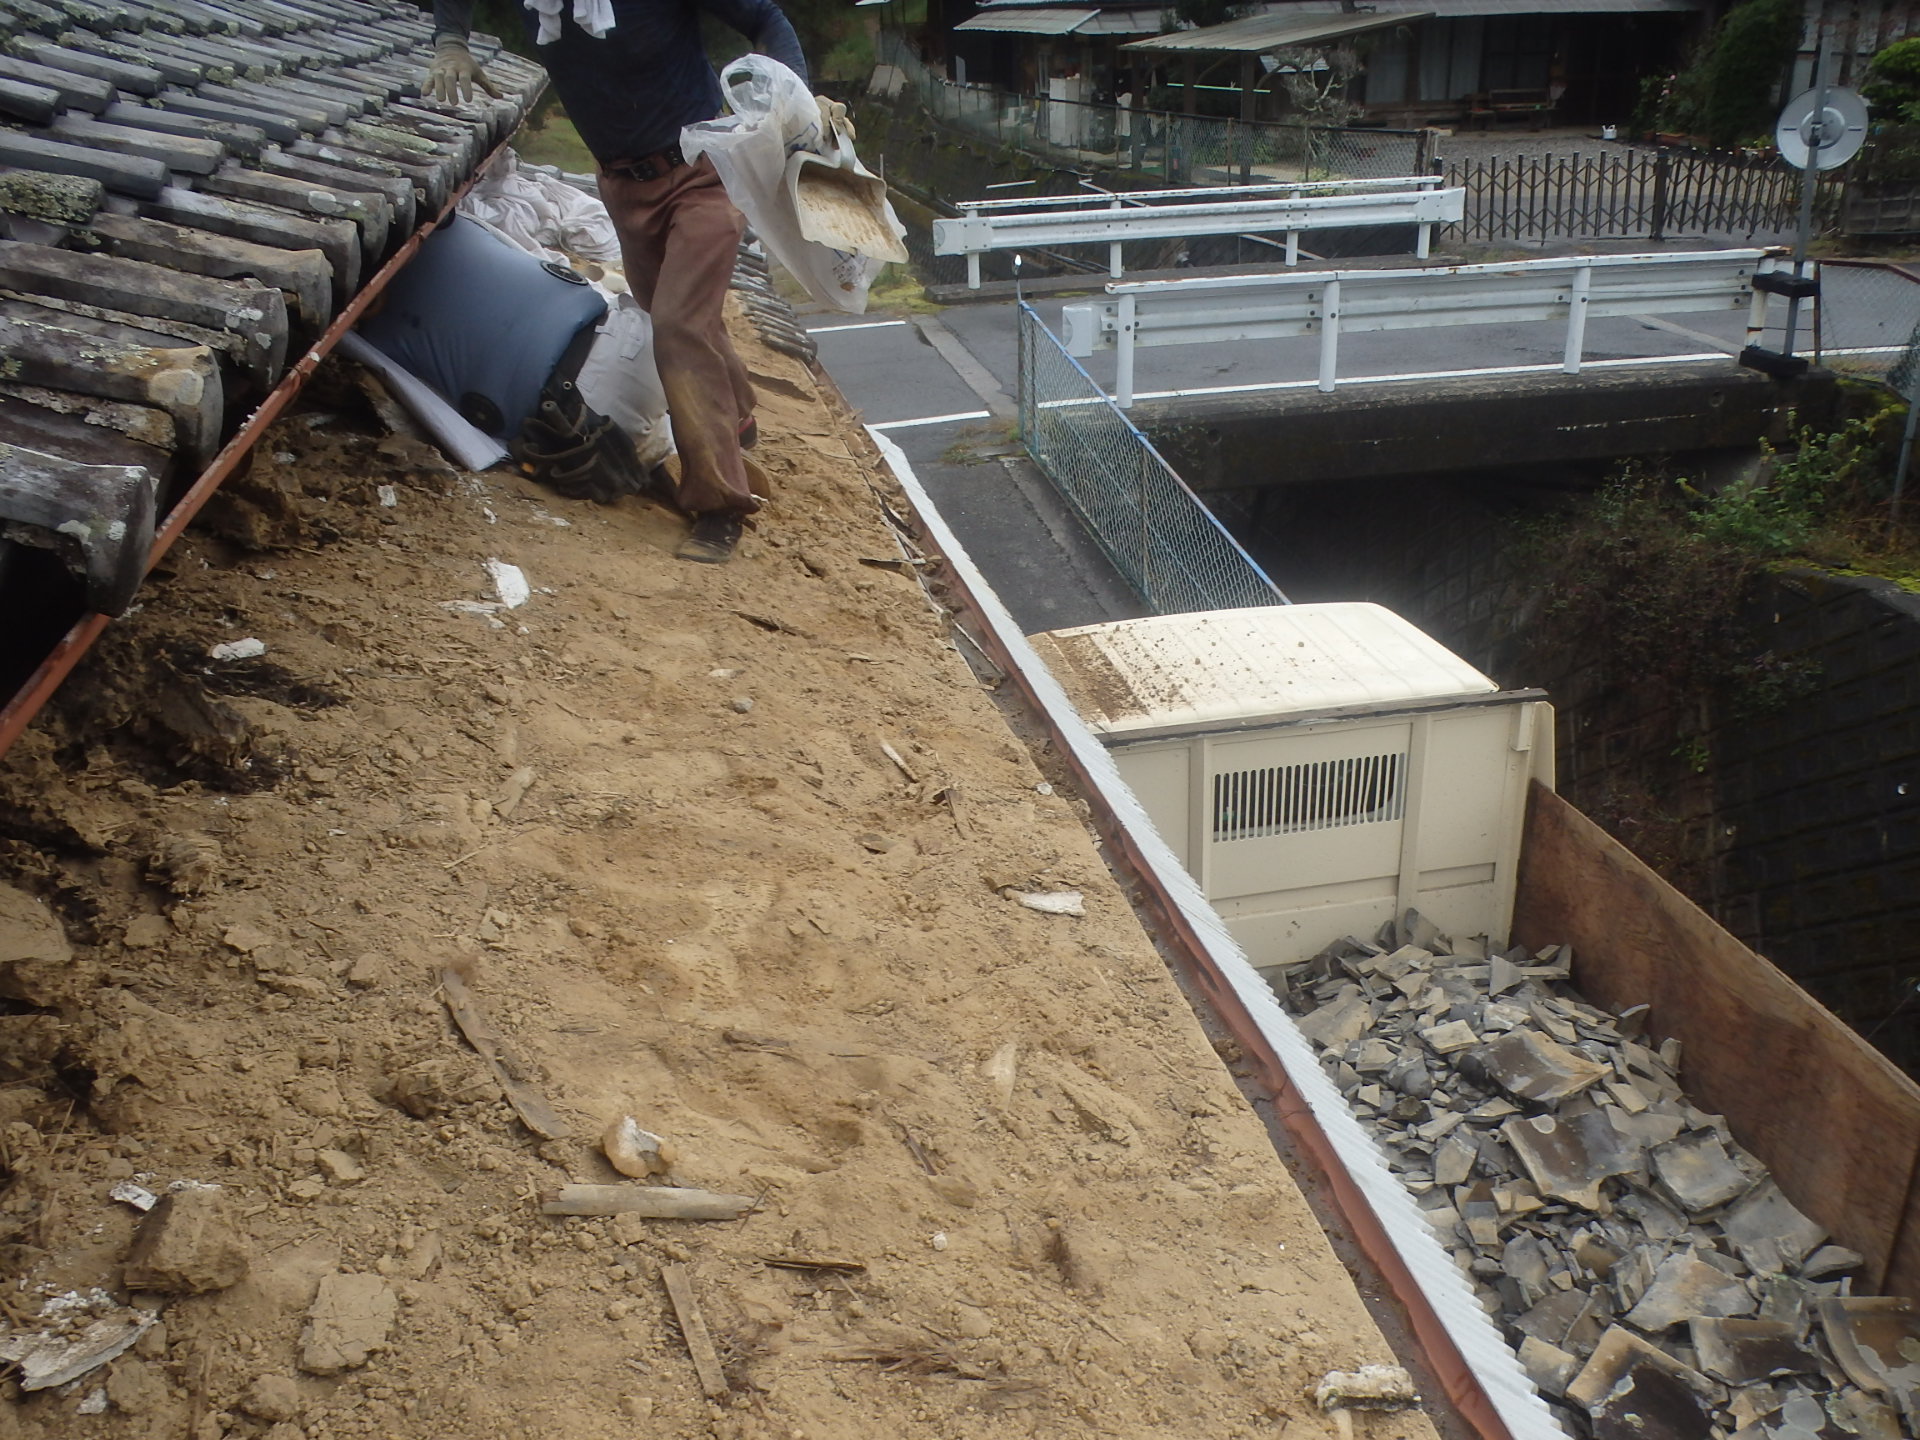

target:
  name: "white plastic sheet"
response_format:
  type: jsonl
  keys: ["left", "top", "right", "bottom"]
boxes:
{"left": 460, "top": 151, "right": 621, "bottom": 263}
{"left": 336, "top": 332, "right": 507, "bottom": 473}
{"left": 682, "top": 55, "right": 903, "bottom": 313}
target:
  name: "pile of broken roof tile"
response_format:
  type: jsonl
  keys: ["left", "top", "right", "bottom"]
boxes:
{"left": 0, "top": 0, "right": 542, "bottom": 624}
{"left": 1281, "top": 920, "right": 1918, "bottom": 1440}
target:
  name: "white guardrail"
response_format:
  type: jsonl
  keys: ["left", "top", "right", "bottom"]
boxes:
{"left": 1062, "top": 248, "right": 1781, "bottom": 407}
{"left": 933, "top": 177, "right": 1461, "bottom": 289}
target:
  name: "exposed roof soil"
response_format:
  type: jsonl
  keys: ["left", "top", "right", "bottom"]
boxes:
{"left": 0, "top": 307, "right": 1438, "bottom": 1440}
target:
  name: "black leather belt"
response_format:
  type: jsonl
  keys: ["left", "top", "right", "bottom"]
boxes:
{"left": 604, "top": 145, "right": 685, "bottom": 183}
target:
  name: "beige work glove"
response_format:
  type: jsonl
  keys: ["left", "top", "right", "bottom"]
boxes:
{"left": 816, "top": 94, "right": 855, "bottom": 142}
{"left": 427, "top": 36, "right": 503, "bottom": 105}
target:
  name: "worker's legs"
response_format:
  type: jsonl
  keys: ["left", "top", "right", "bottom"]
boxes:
{"left": 598, "top": 158, "right": 757, "bottom": 520}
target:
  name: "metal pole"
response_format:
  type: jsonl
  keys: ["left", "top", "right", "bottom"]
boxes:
{"left": 1317, "top": 277, "right": 1341, "bottom": 392}
{"left": 1116, "top": 293, "right": 1137, "bottom": 409}
{"left": 1138, "top": 444, "right": 1153, "bottom": 606}
{"left": 1649, "top": 148, "right": 1671, "bottom": 242}
{"left": 1110, "top": 198, "right": 1123, "bottom": 279}
{"left": 1563, "top": 262, "right": 1591, "bottom": 374}
{"left": 1286, "top": 229, "right": 1299, "bottom": 266}
{"left": 1784, "top": 35, "right": 1831, "bottom": 359}
{"left": 1746, "top": 254, "right": 1773, "bottom": 350}
{"left": 1896, "top": 379, "right": 1918, "bottom": 522}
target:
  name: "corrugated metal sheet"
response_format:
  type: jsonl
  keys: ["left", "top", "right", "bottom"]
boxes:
{"left": 1124, "top": 0, "right": 1701, "bottom": 52}
{"left": 955, "top": 7, "right": 1100, "bottom": 33}
{"left": 1123, "top": 10, "right": 1425, "bottom": 53}
{"left": 1075, "top": 9, "right": 1169, "bottom": 33}
{"left": 1415, "top": 0, "right": 1704, "bottom": 11}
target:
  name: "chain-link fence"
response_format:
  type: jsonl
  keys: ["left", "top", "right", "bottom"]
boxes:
{"left": 1017, "top": 302, "right": 1285, "bottom": 613}
{"left": 1811, "top": 261, "right": 1920, "bottom": 376}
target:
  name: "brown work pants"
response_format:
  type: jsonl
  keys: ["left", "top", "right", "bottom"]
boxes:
{"left": 598, "top": 156, "right": 756, "bottom": 517}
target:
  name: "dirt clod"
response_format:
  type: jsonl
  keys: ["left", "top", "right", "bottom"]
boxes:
{"left": 123, "top": 1187, "right": 249, "bottom": 1294}
{"left": 240, "top": 1373, "right": 301, "bottom": 1423}
{"left": 299, "top": 1273, "right": 397, "bottom": 1375}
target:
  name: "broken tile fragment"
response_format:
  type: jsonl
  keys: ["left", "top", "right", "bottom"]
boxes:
{"left": 1689, "top": 1317, "right": 1819, "bottom": 1386}
{"left": 1420, "top": 1019, "right": 1479, "bottom": 1055}
{"left": 1830, "top": 1385, "right": 1905, "bottom": 1440}
{"left": 1719, "top": 1180, "right": 1824, "bottom": 1274}
{"left": 1517, "top": 1287, "right": 1592, "bottom": 1349}
{"left": 1502, "top": 1108, "right": 1641, "bottom": 1209}
{"left": 1566, "top": 1326, "right": 1721, "bottom": 1440}
{"left": 1375, "top": 944, "right": 1432, "bottom": 980}
{"left": 1649, "top": 1129, "right": 1751, "bottom": 1214}
{"left": 1624, "top": 1250, "right": 1756, "bottom": 1332}
{"left": 1502, "top": 1233, "right": 1552, "bottom": 1302}
{"left": 1755, "top": 1274, "right": 1816, "bottom": 1331}
{"left": 1603, "top": 1077, "right": 1650, "bottom": 1114}
{"left": 1799, "top": 1245, "right": 1864, "bottom": 1281}
{"left": 1295, "top": 985, "right": 1372, "bottom": 1052}
{"left": 1817, "top": 1297, "right": 1920, "bottom": 1402}
{"left": 1477, "top": 1028, "right": 1611, "bottom": 1104}
{"left": 1518, "top": 1334, "right": 1580, "bottom": 1396}
{"left": 1432, "top": 1134, "right": 1476, "bottom": 1187}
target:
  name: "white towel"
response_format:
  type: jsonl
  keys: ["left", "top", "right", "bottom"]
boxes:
{"left": 524, "top": 0, "right": 615, "bottom": 45}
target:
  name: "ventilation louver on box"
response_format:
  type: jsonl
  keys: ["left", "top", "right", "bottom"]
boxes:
{"left": 1212, "top": 752, "right": 1407, "bottom": 843}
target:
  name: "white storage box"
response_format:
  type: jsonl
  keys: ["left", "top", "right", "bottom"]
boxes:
{"left": 1029, "top": 603, "right": 1555, "bottom": 972}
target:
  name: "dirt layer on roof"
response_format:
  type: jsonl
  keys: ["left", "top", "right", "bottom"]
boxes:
{"left": 0, "top": 308, "right": 1437, "bottom": 1440}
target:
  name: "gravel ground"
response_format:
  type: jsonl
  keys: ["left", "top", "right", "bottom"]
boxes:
{"left": 1429, "top": 126, "right": 1632, "bottom": 167}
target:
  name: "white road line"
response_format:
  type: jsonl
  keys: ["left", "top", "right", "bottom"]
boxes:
{"left": 807, "top": 320, "right": 911, "bottom": 334}
{"left": 869, "top": 409, "right": 993, "bottom": 431}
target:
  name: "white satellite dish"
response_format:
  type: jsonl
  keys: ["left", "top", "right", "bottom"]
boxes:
{"left": 1776, "top": 86, "right": 1868, "bottom": 170}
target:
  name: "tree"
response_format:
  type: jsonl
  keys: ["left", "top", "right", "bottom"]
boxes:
{"left": 1270, "top": 45, "right": 1360, "bottom": 128}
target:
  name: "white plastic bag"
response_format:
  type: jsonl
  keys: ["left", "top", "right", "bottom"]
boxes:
{"left": 682, "top": 55, "right": 905, "bottom": 313}
{"left": 575, "top": 293, "right": 674, "bottom": 470}
{"left": 460, "top": 151, "right": 623, "bottom": 264}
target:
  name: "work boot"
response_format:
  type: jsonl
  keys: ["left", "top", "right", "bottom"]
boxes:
{"left": 677, "top": 511, "right": 743, "bottom": 564}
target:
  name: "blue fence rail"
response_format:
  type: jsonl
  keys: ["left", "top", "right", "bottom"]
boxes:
{"left": 1016, "top": 301, "right": 1287, "bottom": 614}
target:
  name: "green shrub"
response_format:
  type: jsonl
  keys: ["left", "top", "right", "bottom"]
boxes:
{"left": 1652, "top": 0, "right": 1802, "bottom": 145}
{"left": 1866, "top": 36, "right": 1920, "bottom": 121}
{"left": 1699, "top": 0, "right": 1803, "bottom": 147}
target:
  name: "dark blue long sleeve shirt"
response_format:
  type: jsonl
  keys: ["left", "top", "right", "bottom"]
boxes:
{"left": 433, "top": 0, "right": 808, "bottom": 164}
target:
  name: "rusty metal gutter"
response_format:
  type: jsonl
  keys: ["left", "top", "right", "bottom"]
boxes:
{"left": 864, "top": 426, "right": 1562, "bottom": 1440}
{"left": 0, "top": 131, "right": 518, "bottom": 762}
